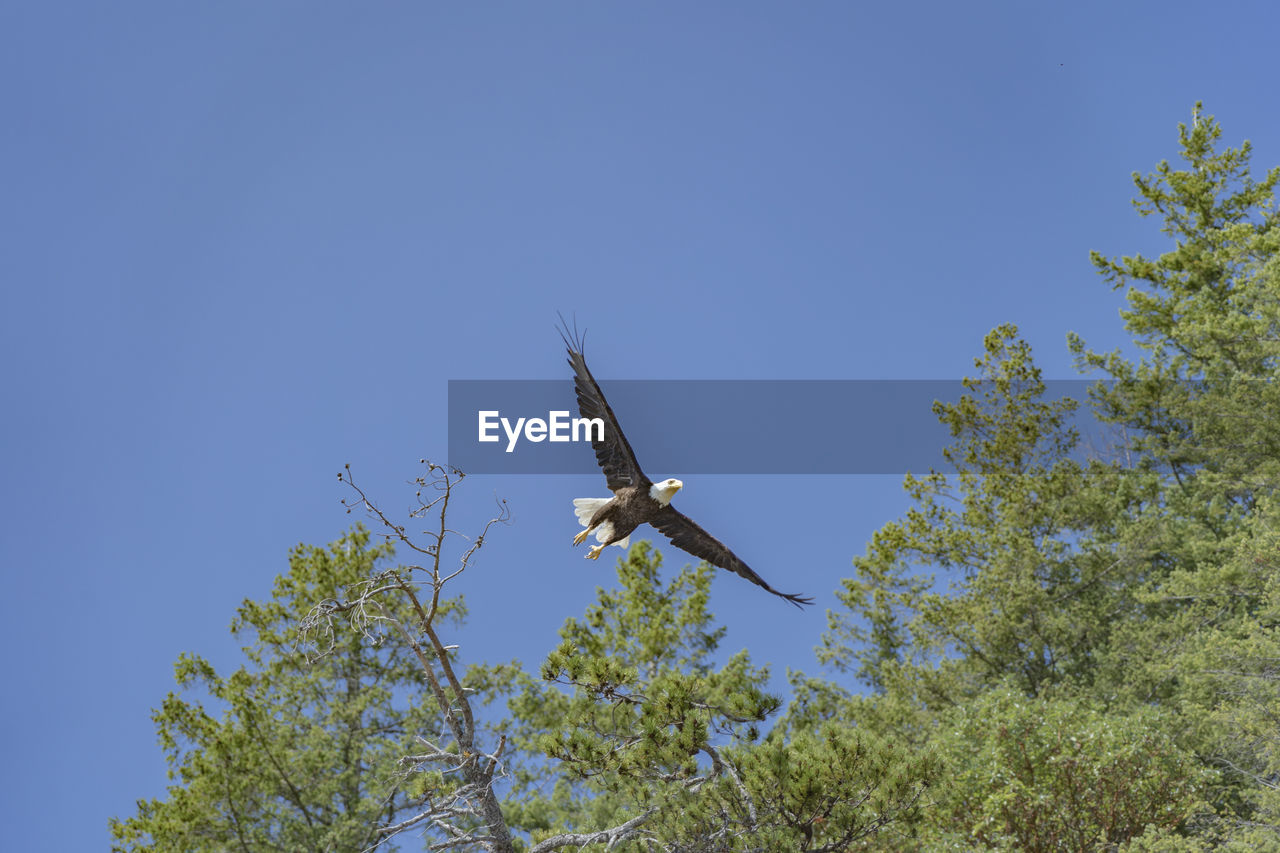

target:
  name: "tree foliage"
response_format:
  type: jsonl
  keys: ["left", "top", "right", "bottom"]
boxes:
{"left": 817, "top": 105, "right": 1280, "bottom": 850}
{"left": 109, "top": 527, "right": 444, "bottom": 851}
{"left": 501, "top": 543, "right": 935, "bottom": 851}
{"left": 927, "top": 688, "right": 1211, "bottom": 850}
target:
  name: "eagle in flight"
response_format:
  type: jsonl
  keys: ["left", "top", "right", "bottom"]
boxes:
{"left": 560, "top": 320, "right": 814, "bottom": 608}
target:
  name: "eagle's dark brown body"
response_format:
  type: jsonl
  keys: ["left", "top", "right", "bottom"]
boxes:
{"left": 583, "top": 486, "right": 661, "bottom": 546}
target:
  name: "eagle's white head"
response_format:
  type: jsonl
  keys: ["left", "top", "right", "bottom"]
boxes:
{"left": 649, "top": 478, "right": 683, "bottom": 506}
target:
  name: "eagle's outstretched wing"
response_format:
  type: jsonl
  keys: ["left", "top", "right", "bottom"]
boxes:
{"left": 558, "top": 317, "right": 649, "bottom": 492}
{"left": 650, "top": 505, "right": 814, "bottom": 608}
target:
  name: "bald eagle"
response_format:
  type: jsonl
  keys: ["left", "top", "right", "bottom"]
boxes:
{"left": 560, "top": 322, "right": 814, "bottom": 608}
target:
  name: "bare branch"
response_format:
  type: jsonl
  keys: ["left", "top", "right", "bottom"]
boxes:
{"left": 528, "top": 809, "right": 656, "bottom": 853}
{"left": 704, "top": 744, "right": 757, "bottom": 831}
{"left": 320, "top": 462, "right": 517, "bottom": 853}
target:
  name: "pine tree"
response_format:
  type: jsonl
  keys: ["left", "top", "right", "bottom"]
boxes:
{"left": 110, "top": 527, "right": 449, "bottom": 851}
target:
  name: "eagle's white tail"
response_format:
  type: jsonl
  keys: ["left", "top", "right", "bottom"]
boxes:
{"left": 572, "top": 497, "right": 629, "bottom": 548}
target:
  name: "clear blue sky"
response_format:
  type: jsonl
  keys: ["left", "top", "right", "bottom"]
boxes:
{"left": 3, "top": 3, "right": 1277, "bottom": 849}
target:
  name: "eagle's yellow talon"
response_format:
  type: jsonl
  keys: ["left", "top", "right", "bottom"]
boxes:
{"left": 573, "top": 529, "right": 589, "bottom": 546}
{"left": 586, "top": 545, "right": 604, "bottom": 560}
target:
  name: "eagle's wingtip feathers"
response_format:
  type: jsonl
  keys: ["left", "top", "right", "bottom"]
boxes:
{"left": 555, "top": 311, "right": 586, "bottom": 356}
{"left": 777, "top": 591, "right": 816, "bottom": 609}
